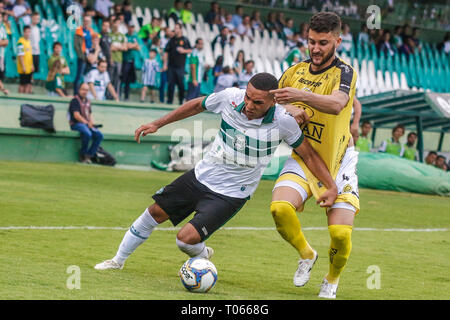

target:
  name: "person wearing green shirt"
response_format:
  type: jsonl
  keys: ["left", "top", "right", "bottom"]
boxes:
{"left": 355, "top": 121, "right": 373, "bottom": 152}
{"left": 109, "top": 18, "right": 127, "bottom": 94}
{"left": 403, "top": 132, "right": 418, "bottom": 161}
{"left": 121, "top": 22, "right": 141, "bottom": 101}
{"left": 46, "top": 58, "right": 67, "bottom": 97}
{"left": 138, "top": 17, "right": 161, "bottom": 44}
{"left": 283, "top": 42, "right": 306, "bottom": 68}
{"left": 48, "top": 42, "right": 70, "bottom": 91}
{"left": 378, "top": 124, "right": 405, "bottom": 156}
{"left": 181, "top": 1, "right": 193, "bottom": 25}
{"left": 168, "top": 0, "right": 183, "bottom": 22}
{"left": 186, "top": 38, "right": 208, "bottom": 100}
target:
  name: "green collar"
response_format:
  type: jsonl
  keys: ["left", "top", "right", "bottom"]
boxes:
{"left": 235, "top": 102, "right": 276, "bottom": 124}
{"left": 262, "top": 106, "right": 276, "bottom": 124}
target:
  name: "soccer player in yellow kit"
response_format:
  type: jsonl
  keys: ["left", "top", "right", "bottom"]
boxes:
{"left": 269, "top": 12, "right": 359, "bottom": 299}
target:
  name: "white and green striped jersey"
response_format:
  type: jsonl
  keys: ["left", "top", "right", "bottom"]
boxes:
{"left": 195, "top": 87, "right": 304, "bottom": 199}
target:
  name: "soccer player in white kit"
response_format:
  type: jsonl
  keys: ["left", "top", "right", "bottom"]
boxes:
{"left": 94, "top": 73, "right": 338, "bottom": 270}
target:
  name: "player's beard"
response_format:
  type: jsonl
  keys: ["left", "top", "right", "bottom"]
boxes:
{"left": 310, "top": 44, "right": 336, "bottom": 68}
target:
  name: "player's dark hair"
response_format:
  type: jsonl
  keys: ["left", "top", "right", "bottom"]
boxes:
{"left": 392, "top": 124, "right": 405, "bottom": 134}
{"left": 249, "top": 73, "right": 278, "bottom": 91}
{"left": 309, "top": 12, "right": 341, "bottom": 35}
{"left": 427, "top": 151, "right": 437, "bottom": 156}
{"left": 407, "top": 132, "right": 417, "bottom": 138}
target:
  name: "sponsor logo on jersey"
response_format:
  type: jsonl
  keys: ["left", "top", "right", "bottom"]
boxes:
{"left": 233, "top": 134, "right": 246, "bottom": 151}
{"left": 343, "top": 184, "right": 352, "bottom": 193}
{"left": 298, "top": 77, "right": 322, "bottom": 88}
{"left": 302, "top": 121, "right": 324, "bottom": 143}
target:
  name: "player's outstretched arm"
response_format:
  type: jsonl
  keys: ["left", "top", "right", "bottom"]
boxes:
{"left": 294, "top": 139, "right": 338, "bottom": 207}
{"left": 134, "top": 96, "right": 205, "bottom": 143}
{"left": 270, "top": 87, "right": 349, "bottom": 115}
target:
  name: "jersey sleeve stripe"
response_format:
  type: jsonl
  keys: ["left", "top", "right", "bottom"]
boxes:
{"left": 201, "top": 94, "right": 211, "bottom": 109}
{"left": 290, "top": 134, "right": 304, "bottom": 149}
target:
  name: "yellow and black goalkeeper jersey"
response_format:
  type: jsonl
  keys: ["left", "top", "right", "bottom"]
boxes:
{"left": 279, "top": 56, "right": 357, "bottom": 179}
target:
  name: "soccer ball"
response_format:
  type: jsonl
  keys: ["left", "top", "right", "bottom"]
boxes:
{"left": 179, "top": 258, "right": 218, "bottom": 293}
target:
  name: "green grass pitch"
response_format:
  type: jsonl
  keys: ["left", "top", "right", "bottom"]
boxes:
{"left": 0, "top": 160, "right": 449, "bottom": 300}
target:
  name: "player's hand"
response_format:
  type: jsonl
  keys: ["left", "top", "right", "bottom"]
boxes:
{"left": 270, "top": 87, "right": 303, "bottom": 105}
{"left": 350, "top": 123, "right": 359, "bottom": 142}
{"left": 135, "top": 122, "right": 159, "bottom": 143}
{"left": 285, "top": 105, "right": 310, "bottom": 125}
{"left": 316, "top": 186, "right": 338, "bottom": 208}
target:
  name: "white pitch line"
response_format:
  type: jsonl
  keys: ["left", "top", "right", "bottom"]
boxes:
{"left": 0, "top": 226, "right": 448, "bottom": 232}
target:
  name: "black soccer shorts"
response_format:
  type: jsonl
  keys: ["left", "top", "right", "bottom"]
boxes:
{"left": 152, "top": 169, "right": 248, "bottom": 241}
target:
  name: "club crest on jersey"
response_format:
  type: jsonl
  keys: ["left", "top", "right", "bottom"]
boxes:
{"left": 233, "top": 134, "right": 246, "bottom": 151}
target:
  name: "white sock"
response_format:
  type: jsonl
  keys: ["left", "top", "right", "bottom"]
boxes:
{"left": 113, "top": 208, "right": 158, "bottom": 265}
{"left": 176, "top": 238, "right": 208, "bottom": 258}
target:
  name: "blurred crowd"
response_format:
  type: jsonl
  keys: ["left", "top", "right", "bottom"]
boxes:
{"left": 355, "top": 121, "right": 449, "bottom": 171}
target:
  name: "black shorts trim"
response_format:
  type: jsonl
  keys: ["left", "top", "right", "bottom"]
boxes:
{"left": 152, "top": 169, "right": 247, "bottom": 241}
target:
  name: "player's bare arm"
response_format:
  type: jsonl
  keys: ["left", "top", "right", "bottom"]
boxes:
{"left": 271, "top": 87, "right": 349, "bottom": 115}
{"left": 293, "top": 139, "right": 338, "bottom": 207}
{"left": 134, "top": 96, "right": 205, "bottom": 143}
{"left": 350, "top": 97, "right": 362, "bottom": 142}
{"left": 282, "top": 104, "right": 310, "bottom": 125}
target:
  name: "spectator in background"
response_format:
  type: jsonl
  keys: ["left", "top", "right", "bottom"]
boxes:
{"left": 109, "top": 18, "right": 127, "bottom": 95}
{"left": 236, "top": 15, "right": 253, "bottom": 41}
{"left": 95, "top": 0, "right": 114, "bottom": 19}
{"left": 399, "top": 36, "right": 416, "bottom": 58}
{"left": 164, "top": 23, "right": 192, "bottom": 105}
{"left": 186, "top": 38, "right": 207, "bottom": 101}
{"left": 140, "top": 49, "right": 161, "bottom": 103}
{"left": 251, "top": 10, "right": 264, "bottom": 33}
{"left": 159, "top": 28, "right": 174, "bottom": 103}
{"left": 122, "top": 0, "right": 133, "bottom": 24}
{"left": 99, "top": 20, "right": 112, "bottom": 70}
{"left": 265, "top": 12, "right": 280, "bottom": 34}
{"left": 435, "top": 155, "right": 448, "bottom": 171}
{"left": 168, "top": 0, "right": 183, "bottom": 22}
{"left": 74, "top": 15, "right": 96, "bottom": 95}
{"left": 403, "top": 132, "right": 418, "bottom": 161}
{"left": 229, "top": 35, "right": 236, "bottom": 52}
{"left": 392, "top": 25, "right": 403, "bottom": 49}
{"left": 425, "top": 151, "right": 437, "bottom": 165}
{"left": 13, "top": 0, "right": 31, "bottom": 26}
{"left": 378, "top": 124, "right": 405, "bottom": 156}
{"left": 437, "top": 32, "right": 450, "bottom": 54}
{"left": 86, "top": 59, "right": 118, "bottom": 101}
{"left": 138, "top": 17, "right": 161, "bottom": 45}
{"left": 121, "top": 22, "right": 140, "bottom": 101}
{"left": 29, "top": 12, "right": 40, "bottom": 82}
{"left": 378, "top": 30, "right": 395, "bottom": 57}
{"left": 68, "top": 83, "right": 103, "bottom": 164}
{"left": 233, "top": 49, "right": 245, "bottom": 75}
{"left": 46, "top": 59, "right": 67, "bottom": 97}
{"left": 355, "top": 121, "right": 372, "bottom": 152}
{"left": 205, "top": 1, "right": 219, "bottom": 26}
{"left": 237, "top": 60, "right": 254, "bottom": 89}
{"left": 283, "top": 18, "right": 295, "bottom": 46}
{"left": 338, "top": 23, "right": 353, "bottom": 54}
{"left": 211, "top": 26, "right": 229, "bottom": 50}
{"left": 17, "top": 25, "right": 33, "bottom": 94}
{"left": 213, "top": 55, "right": 223, "bottom": 84}
{"left": 298, "top": 22, "right": 309, "bottom": 47}
{"left": 412, "top": 27, "right": 422, "bottom": 52}
{"left": 116, "top": 12, "right": 128, "bottom": 34}
{"left": 214, "top": 66, "right": 236, "bottom": 93}
{"left": 181, "top": 1, "right": 193, "bottom": 25}
{"left": 231, "top": 5, "right": 244, "bottom": 29}
{"left": 0, "top": 11, "right": 9, "bottom": 95}
{"left": 222, "top": 13, "right": 234, "bottom": 32}
{"left": 358, "top": 23, "right": 369, "bottom": 45}
{"left": 283, "top": 41, "right": 306, "bottom": 67}
{"left": 275, "top": 12, "right": 286, "bottom": 32}
{"left": 85, "top": 35, "right": 102, "bottom": 72}
{"left": 48, "top": 42, "right": 70, "bottom": 93}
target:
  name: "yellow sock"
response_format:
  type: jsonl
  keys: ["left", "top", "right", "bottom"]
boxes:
{"left": 326, "top": 224, "right": 353, "bottom": 284}
{"left": 270, "top": 201, "right": 315, "bottom": 259}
